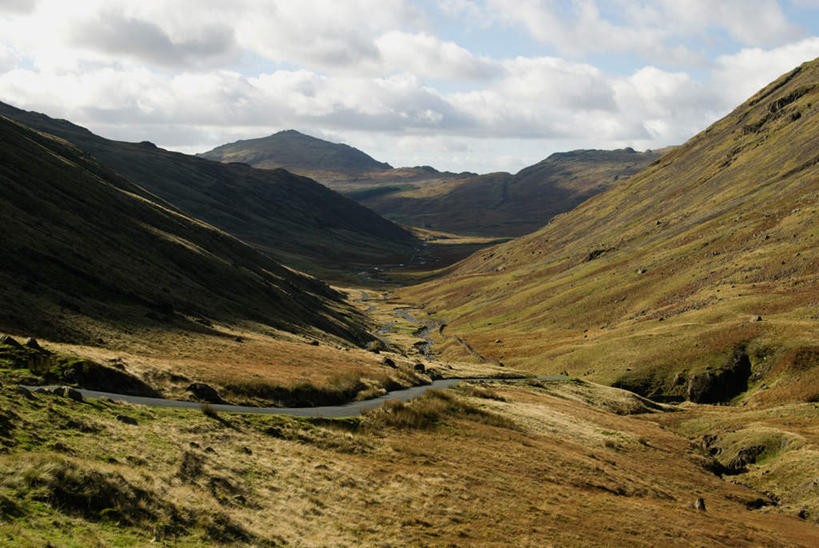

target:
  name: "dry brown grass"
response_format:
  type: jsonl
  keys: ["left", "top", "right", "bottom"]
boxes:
{"left": 1, "top": 379, "right": 816, "bottom": 545}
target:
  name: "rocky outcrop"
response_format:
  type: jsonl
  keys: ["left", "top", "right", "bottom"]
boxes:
{"left": 686, "top": 349, "right": 751, "bottom": 403}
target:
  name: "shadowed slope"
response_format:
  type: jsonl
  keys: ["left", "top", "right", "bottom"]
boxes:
{"left": 0, "top": 116, "right": 372, "bottom": 346}
{"left": 360, "top": 148, "right": 663, "bottom": 237}
{"left": 0, "top": 103, "right": 419, "bottom": 279}
{"left": 403, "top": 59, "right": 819, "bottom": 403}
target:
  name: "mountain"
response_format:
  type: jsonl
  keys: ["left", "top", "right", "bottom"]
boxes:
{"left": 356, "top": 148, "right": 663, "bottom": 237}
{"left": 0, "top": 103, "right": 420, "bottom": 279}
{"left": 199, "top": 129, "right": 392, "bottom": 178}
{"left": 403, "top": 60, "right": 819, "bottom": 405}
{"left": 201, "top": 127, "right": 662, "bottom": 237}
{"left": 0, "top": 115, "right": 372, "bottom": 346}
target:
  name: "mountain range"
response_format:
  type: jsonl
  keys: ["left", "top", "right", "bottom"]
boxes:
{"left": 200, "top": 128, "right": 663, "bottom": 238}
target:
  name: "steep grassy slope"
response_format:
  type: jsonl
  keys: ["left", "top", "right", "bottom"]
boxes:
{"left": 0, "top": 115, "right": 372, "bottom": 347}
{"left": 199, "top": 129, "right": 392, "bottom": 177}
{"left": 0, "top": 103, "right": 420, "bottom": 279}
{"left": 361, "top": 148, "right": 663, "bottom": 237}
{"left": 402, "top": 60, "right": 819, "bottom": 404}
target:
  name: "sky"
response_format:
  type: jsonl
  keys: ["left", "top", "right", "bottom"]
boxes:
{"left": 2, "top": 1, "right": 819, "bottom": 173}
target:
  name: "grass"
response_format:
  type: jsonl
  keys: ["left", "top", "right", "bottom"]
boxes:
{"left": 350, "top": 149, "right": 662, "bottom": 238}
{"left": 400, "top": 59, "right": 819, "bottom": 406}
{"left": 0, "top": 103, "right": 421, "bottom": 282}
{"left": 1, "top": 377, "right": 817, "bottom": 545}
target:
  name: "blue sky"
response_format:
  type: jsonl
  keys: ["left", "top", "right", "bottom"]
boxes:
{"left": 1, "top": 0, "right": 819, "bottom": 172}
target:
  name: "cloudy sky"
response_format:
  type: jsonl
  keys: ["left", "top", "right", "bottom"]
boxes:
{"left": 2, "top": 0, "right": 819, "bottom": 173}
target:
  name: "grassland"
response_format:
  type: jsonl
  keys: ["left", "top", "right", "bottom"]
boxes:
{"left": 401, "top": 60, "right": 819, "bottom": 405}
{"left": 2, "top": 377, "right": 817, "bottom": 546}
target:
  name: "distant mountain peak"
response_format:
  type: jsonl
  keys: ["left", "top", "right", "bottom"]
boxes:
{"left": 200, "top": 129, "right": 393, "bottom": 175}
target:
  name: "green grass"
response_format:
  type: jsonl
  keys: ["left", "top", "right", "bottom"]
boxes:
{"left": 402, "top": 59, "right": 819, "bottom": 405}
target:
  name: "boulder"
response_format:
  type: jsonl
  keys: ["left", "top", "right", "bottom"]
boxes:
{"left": 686, "top": 350, "right": 751, "bottom": 403}
{"left": 693, "top": 497, "right": 706, "bottom": 511}
{"left": 382, "top": 357, "right": 397, "bottom": 368}
{"left": 413, "top": 363, "right": 426, "bottom": 373}
{"left": 366, "top": 340, "right": 386, "bottom": 353}
{"left": 0, "top": 334, "right": 21, "bottom": 348}
{"left": 23, "top": 338, "right": 45, "bottom": 352}
{"left": 59, "top": 386, "right": 84, "bottom": 402}
{"left": 186, "top": 382, "right": 224, "bottom": 404}
{"left": 116, "top": 414, "right": 138, "bottom": 425}
{"left": 15, "top": 386, "right": 34, "bottom": 399}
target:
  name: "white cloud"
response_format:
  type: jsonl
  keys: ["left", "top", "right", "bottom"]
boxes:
{"left": 711, "top": 37, "right": 819, "bottom": 107}
{"left": 375, "top": 31, "right": 500, "bottom": 80}
{"left": 0, "top": 0, "right": 818, "bottom": 173}
{"left": 481, "top": 0, "right": 802, "bottom": 65}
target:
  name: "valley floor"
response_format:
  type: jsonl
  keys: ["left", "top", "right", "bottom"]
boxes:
{"left": 1, "top": 285, "right": 817, "bottom": 546}
{"left": 2, "top": 378, "right": 817, "bottom": 546}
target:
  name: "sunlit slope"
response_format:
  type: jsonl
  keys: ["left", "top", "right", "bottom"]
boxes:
{"left": 0, "top": 103, "right": 420, "bottom": 279}
{"left": 199, "top": 129, "right": 392, "bottom": 177}
{"left": 403, "top": 60, "right": 819, "bottom": 403}
{"left": 0, "top": 116, "right": 372, "bottom": 346}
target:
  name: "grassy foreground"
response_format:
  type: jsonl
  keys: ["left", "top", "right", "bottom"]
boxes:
{"left": 1, "top": 378, "right": 816, "bottom": 546}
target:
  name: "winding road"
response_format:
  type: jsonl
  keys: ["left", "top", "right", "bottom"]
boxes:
{"left": 30, "top": 376, "right": 566, "bottom": 418}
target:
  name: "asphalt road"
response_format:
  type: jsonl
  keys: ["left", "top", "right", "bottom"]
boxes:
{"left": 29, "top": 376, "right": 566, "bottom": 418}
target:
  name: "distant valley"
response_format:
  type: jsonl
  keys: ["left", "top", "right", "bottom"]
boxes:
{"left": 201, "top": 129, "right": 663, "bottom": 237}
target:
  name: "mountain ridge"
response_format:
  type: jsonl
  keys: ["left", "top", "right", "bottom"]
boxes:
{"left": 0, "top": 102, "right": 420, "bottom": 280}
{"left": 0, "top": 114, "right": 372, "bottom": 346}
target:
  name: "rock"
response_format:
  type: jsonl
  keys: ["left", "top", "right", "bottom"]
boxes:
{"left": 726, "top": 445, "right": 766, "bottom": 473}
{"left": 366, "top": 340, "right": 386, "bottom": 353}
{"left": 23, "top": 338, "right": 45, "bottom": 352}
{"left": 413, "top": 363, "right": 426, "bottom": 373}
{"left": 495, "top": 339, "right": 503, "bottom": 344}
{"left": 59, "top": 386, "right": 83, "bottom": 402}
{"left": 426, "top": 368, "right": 443, "bottom": 380}
{"left": 15, "top": 386, "right": 34, "bottom": 399}
{"left": 234, "top": 336, "right": 244, "bottom": 343}
{"left": 382, "top": 357, "right": 396, "bottom": 368}
{"left": 0, "top": 334, "right": 21, "bottom": 348}
{"left": 186, "top": 382, "right": 224, "bottom": 404}
{"left": 798, "top": 508, "right": 809, "bottom": 520}
{"left": 116, "top": 414, "right": 138, "bottom": 425}
{"left": 751, "top": 315, "right": 763, "bottom": 322}
{"left": 686, "top": 349, "right": 751, "bottom": 403}
{"left": 693, "top": 497, "right": 706, "bottom": 511}
{"left": 309, "top": 340, "right": 320, "bottom": 346}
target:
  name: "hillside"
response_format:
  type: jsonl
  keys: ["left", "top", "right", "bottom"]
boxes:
{"left": 199, "top": 129, "right": 392, "bottom": 178}
{"left": 358, "top": 148, "right": 663, "bottom": 237}
{"left": 402, "top": 60, "right": 819, "bottom": 404}
{"left": 0, "top": 103, "right": 420, "bottom": 279}
{"left": 201, "top": 128, "right": 661, "bottom": 237}
{"left": 0, "top": 115, "right": 379, "bottom": 349}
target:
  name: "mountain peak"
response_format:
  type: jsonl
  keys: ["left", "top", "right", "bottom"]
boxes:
{"left": 200, "top": 129, "right": 393, "bottom": 176}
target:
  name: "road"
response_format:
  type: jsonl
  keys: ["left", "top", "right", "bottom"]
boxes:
{"left": 29, "top": 376, "right": 566, "bottom": 418}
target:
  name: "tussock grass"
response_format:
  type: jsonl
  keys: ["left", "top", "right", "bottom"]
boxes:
{"left": 363, "top": 389, "right": 516, "bottom": 431}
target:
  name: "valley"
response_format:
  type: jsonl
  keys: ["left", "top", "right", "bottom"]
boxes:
{"left": 1, "top": 56, "right": 818, "bottom": 547}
